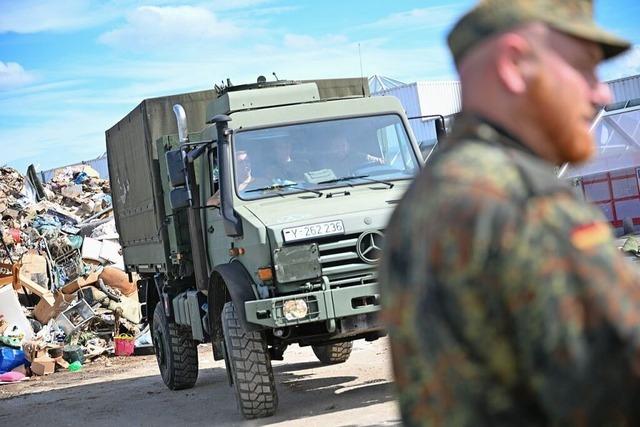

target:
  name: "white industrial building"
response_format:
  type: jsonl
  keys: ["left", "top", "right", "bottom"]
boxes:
{"left": 370, "top": 76, "right": 461, "bottom": 150}
{"left": 370, "top": 74, "right": 640, "bottom": 234}
{"left": 608, "top": 75, "right": 640, "bottom": 102}
{"left": 565, "top": 75, "right": 640, "bottom": 234}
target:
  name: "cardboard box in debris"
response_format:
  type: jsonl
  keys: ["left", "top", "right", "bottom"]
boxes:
{"left": 0, "top": 165, "right": 149, "bottom": 379}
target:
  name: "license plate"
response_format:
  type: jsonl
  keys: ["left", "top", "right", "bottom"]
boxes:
{"left": 282, "top": 220, "right": 345, "bottom": 243}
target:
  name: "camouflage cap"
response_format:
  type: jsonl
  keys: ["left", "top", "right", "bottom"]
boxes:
{"left": 448, "top": 0, "right": 630, "bottom": 64}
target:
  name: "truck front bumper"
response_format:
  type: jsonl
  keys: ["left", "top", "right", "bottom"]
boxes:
{"left": 244, "top": 282, "right": 380, "bottom": 328}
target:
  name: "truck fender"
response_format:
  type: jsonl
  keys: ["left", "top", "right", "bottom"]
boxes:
{"left": 139, "top": 275, "right": 162, "bottom": 325}
{"left": 209, "top": 261, "right": 261, "bottom": 336}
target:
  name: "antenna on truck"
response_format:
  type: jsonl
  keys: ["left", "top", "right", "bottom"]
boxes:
{"left": 272, "top": 72, "right": 280, "bottom": 81}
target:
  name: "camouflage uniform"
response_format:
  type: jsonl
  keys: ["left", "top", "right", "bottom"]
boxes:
{"left": 380, "top": 115, "right": 640, "bottom": 426}
{"left": 380, "top": 2, "right": 634, "bottom": 425}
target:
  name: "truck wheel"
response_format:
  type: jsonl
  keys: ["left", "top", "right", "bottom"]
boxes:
{"left": 222, "top": 302, "right": 278, "bottom": 419}
{"left": 152, "top": 302, "right": 198, "bottom": 390}
{"left": 312, "top": 341, "right": 353, "bottom": 365}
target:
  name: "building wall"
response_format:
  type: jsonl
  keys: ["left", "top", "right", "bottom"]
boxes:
{"left": 375, "top": 76, "right": 637, "bottom": 120}
{"left": 373, "top": 81, "right": 461, "bottom": 149}
{"left": 608, "top": 75, "right": 640, "bottom": 103}
{"left": 579, "top": 75, "right": 640, "bottom": 234}
{"left": 375, "top": 75, "right": 640, "bottom": 234}
{"left": 579, "top": 167, "right": 640, "bottom": 235}
{"left": 416, "top": 81, "right": 462, "bottom": 116}
{"left": 375, "top": 82, "right": 421, "bottom": 115}
{"left": 374, "top": 81, "right": 461, "bottom": 117}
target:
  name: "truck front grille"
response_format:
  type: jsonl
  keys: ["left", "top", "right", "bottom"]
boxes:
{"left": 317, "top": 231, "right": 381, "bottom": 287}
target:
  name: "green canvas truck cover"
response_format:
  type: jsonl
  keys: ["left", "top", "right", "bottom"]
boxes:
{"left": 106, "top": 89, "right": 216, "bottom": 272}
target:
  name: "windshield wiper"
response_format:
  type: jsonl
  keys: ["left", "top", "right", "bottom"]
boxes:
{"left": 317, "top": 175, "right": 394, "bottom": 189}
{"left": 245, "top": 182, "right": 323, "bottom": 197}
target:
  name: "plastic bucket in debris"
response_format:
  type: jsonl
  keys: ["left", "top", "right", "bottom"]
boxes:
{"left": 114, "top": 335, "right": 135, "bottom": 356}
{"left": 8, "top": 228, "right": 20, "bottom": 244}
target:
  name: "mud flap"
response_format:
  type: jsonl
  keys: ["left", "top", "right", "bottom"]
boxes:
{"left": 212, "top": 261, "right": 260, "bottom": 332}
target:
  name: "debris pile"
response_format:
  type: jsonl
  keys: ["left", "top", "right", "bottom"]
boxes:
{"left": 0, "top": 165, "right": 147, "bottom": 382}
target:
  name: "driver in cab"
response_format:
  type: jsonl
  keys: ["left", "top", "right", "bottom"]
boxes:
{"left": 207, "top": 149, "right": 267, "bottom": 206}
{"left": 316, "top": 134, "right": 384, "bottom": 178}
{"left": 260, "top": 140, "right": 309, "bottom": 184}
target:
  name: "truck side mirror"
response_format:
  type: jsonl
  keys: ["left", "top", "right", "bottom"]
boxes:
{"left": 165, "top": 148, "right": 191, "bottom": 210}
{"left": 419, "top": 142, "right": 431, "bottom": 159}
{"left": 170, "top": 187, "right": 190, "bottom": 210}
{"left": 434, "top": 117, "right": 446, "bottom": 142}
{"left": 166, "top": 149, "right": 187, "bottom": 187}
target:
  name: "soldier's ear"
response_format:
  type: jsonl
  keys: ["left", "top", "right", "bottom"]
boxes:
{"left": 495, "top": 32, "right": 536, "bottom": 95}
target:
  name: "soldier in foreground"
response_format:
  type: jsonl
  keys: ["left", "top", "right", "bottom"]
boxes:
{"left": 379, "top": 1, "right": 640, "bottom": 425}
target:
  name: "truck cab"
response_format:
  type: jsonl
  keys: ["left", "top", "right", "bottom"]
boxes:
{"left": 107, "top": 78, "right": 426, "bottom": 419}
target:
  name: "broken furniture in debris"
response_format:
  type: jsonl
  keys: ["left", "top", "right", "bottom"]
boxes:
{"left": 0, "top": 165, "right": 149, "bottom": 381}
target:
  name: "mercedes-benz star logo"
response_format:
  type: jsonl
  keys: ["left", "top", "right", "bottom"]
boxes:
{"left": 356, "top": 231, "right": 384, "bottom": 264}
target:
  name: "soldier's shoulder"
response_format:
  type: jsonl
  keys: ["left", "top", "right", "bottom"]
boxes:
{"left": 428, "top": 139, "right": 526, "bottom": 197}
{"left": 388, "top": 139, "right": 521, "bottom": 239}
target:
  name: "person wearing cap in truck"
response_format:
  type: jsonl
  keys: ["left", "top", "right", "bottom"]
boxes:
{"left": 313, "top": 134, "right": 384, "bottom": 178}
{"left": 261, "top": 139, "right": 310, "bottom": 184}
{"left": 379, "top": 0, "right": 640, "bottom": 425}
{"left": 207, "top": 150, "right": 261, "bottom": 207}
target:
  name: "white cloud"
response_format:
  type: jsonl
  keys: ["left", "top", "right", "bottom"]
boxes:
{"left": 0, "top": 0, "right": 272, "bottom": 35}
{"left": 85, "top": 33, "right": 453, "bottom": 95}
{"left": 0, "top": 116, "right": 108, "bottom": 170}
{"left": 0, "top": 61, "right": 35, "bottom": 90}
{"left": 283, "top": 34, "right": 348, "bottom": 50}
{"left": 207, "top": 0, "right": 272, "bottom": 11}
{"left": 0, "top": 0, "right": 112, "bottom": 33}
{"left": 0, "top": 79, "right": 86, "bottom": 98}
{"left": 361, "top": 5, "right": 465, "bottom": 31}
{"left": 243, "top": 5, "right": 300, "bottom": 17}
{"left": 600, "top": 45, "right": 640, "bottom": 81}
{"left": 98, "top": 5, "right": 245, "bottom": 50}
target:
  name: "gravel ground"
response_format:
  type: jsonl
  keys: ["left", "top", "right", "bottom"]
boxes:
{"left": 0, "top": 338, "right": 400, "bottom": 427}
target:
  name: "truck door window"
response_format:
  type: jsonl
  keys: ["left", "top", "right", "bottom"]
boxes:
{"left": 206, "top": 146, "right": 221, "bottom": 208}
{"left": 209, "top": 146, "right": 219, "bottom": 194}
{"left": 376, "top": 123, "right": 415, "bottom": 171}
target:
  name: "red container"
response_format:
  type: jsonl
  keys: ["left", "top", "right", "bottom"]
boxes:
{"left": 114, "top": 335, "right": 135, "bottom": 356}
{"left": 8, "top": 229, "right": 20, "bottom": 244}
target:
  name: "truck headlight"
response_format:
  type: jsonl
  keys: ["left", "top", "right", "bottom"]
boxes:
{"left": 273, "top": 243, "right": 321, "bottom": 283}
{"left": 282, "top": 299, "right": 309, "bottom": 320}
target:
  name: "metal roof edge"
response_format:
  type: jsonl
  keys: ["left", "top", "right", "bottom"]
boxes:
{"left": 606, "top": 74, "right": 640, "bottom": 84}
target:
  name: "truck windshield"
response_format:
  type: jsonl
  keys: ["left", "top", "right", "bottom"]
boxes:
{"left": 232, "top": 114, "right": 418, "bottom": 200}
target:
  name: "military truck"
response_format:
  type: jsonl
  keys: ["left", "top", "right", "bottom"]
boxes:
{"left": 106, "top": 77, "right": 425, "bottom": 419}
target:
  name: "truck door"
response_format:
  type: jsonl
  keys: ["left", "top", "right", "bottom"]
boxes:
{"left": 204, "top": 146, "right": 229, "bottom": 268}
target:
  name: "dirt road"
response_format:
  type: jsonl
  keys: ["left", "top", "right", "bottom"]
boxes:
{"left": 0, "top": 338, "right": 399, "bottom": 426}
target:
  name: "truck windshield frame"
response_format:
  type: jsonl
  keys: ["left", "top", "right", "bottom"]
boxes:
{"left": 230, "top": 114, "right": 419, "bottom": 201}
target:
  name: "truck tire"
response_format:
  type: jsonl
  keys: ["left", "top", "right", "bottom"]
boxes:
{"left": 152, "top": 302, "right": 198, "bottom": 390}
{"left": 312, "top": 341, "right": 353, "bottom": 365}
{"left": 222, "top": 302, "right": 277, "bottom": 419}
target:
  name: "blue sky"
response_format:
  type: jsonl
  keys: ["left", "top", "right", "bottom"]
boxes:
{"left": 1, "top": 0, "right": 639, "bottom": 172}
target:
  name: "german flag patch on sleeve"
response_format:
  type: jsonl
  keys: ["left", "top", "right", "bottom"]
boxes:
{"left": 570, "top": 222, "right": 611, "bottom": 250}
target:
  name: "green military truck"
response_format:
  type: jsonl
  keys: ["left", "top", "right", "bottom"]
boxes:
{"left": 106, "top": 77, "right": 424, "bottom": 419}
